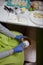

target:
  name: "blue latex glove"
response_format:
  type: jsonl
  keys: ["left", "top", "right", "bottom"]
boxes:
{"left": 13, "top": 42, "right": 24, "bottom": 53}
{"left": 15, "top": 35, "right": 27, "bottom": 41}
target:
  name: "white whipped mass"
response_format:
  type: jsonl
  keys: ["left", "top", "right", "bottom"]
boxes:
{"left": 23, "top": 40, "right": 30, "bottom": 48}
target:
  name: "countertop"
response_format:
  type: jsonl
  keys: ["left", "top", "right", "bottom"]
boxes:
{"left": 0, "top": 1, "right": 43, "bottom": 28}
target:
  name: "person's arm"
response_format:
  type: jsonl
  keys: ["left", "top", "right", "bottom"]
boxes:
{"left": 0, "top": 41, "right": 30, "bottom": 59}
{"left": 0, "top": 23, "right": 16, "bottom": 38}
{"left": 0, "top": 23, "right": 27, "bottom": 41}
{"left": 0, "top": 49, "right": 14, "bottom": 59}
{"left": 0, "top": 43, "right": 24, "bottom": 59}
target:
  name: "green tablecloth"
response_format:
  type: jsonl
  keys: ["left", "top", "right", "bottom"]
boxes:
{"left": 0, "top": 31, "right": 24, "bottom": 65}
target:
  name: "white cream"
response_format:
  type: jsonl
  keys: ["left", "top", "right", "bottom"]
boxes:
{"left": 23, "top": 40, "right": 30, "bottom": 48}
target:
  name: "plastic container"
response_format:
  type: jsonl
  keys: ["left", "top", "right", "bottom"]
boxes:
{"left": 7, "top": 0, "right": 31, "bottom": 9}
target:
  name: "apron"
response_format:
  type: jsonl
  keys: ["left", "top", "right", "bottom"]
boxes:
{"left": 0, "top": 31, "right": 24, "bottom": 65}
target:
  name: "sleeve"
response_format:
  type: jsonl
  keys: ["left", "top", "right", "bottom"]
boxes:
{"left": 0, "top": 49, "right": 13, "bottom": 59}
{"left": 0, "top": 23, "right": 16, "bottom": 38}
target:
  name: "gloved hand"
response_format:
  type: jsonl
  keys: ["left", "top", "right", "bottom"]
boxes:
{"left": 15, "top": 35, "right": 27, "bottom": 41}
{"left": 13, "top": 42, "right": 24, "bottom": 53}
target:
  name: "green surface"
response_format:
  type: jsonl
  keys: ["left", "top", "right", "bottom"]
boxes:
{"left": 0, "top": 31, "right": 24, "bottom": 65}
